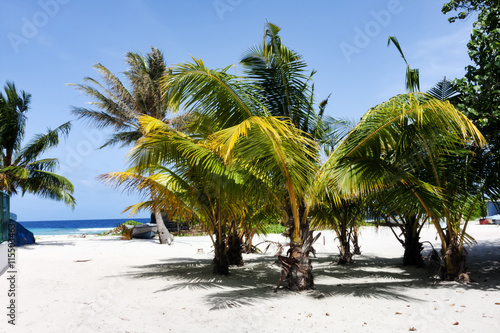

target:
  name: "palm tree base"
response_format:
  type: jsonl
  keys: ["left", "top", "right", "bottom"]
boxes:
{"left": 212, "top": 246, "right": 230, "bottom": 275}
{"left": 403, "top": 232, "right": 424, "bottom": 266}
{"left": 441, "top": 243, "right": 468, "bottom": 282}
{"left": 275, "top": 228, "right": 320, "bottom": 292}
{"left": 228, "top": 234, "right": 244, "bottom": 266}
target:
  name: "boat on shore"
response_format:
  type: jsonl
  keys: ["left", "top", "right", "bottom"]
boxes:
{"left": 131, "top": 223, "right": 158, "bottom": 239}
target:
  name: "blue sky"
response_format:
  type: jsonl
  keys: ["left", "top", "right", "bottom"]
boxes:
{"left": 1, "top": 0, "right": 475, "bottom": 221}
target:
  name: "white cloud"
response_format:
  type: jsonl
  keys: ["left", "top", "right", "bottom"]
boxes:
{"left": 412, "top": 27, "right": 473, "bottom": 89}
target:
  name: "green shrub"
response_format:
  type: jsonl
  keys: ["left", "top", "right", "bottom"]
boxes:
{"left": 125, "top": 220, "right": 143, "bottom": 225}
{"left": 266, "top": 223, "right": 286, "bottom": 234}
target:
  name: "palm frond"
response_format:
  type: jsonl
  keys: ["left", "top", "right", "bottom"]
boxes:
{"left": 15, "top": 122, "right": 71, "bottom": 165}
{"left": 388, "top": 36, "right": 420, "bottom": 92}
{"left": 427, "top": 77, "right": 460, "bottom": 101}
{"left": 20, "top": 170, "right": 75, "bottom": 207}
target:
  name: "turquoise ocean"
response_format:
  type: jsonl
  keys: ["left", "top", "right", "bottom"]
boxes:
{"left": 18, "top": 218, "right": 151, "bottom": 236}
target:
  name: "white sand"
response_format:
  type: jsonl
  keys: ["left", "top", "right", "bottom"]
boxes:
{"left": 1, "top": 223, "right": 500, "bottom": 332}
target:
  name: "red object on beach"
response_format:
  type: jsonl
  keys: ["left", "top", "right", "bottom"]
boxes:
{"left": 479, "top": 218, "right": 492, "bottom": 225}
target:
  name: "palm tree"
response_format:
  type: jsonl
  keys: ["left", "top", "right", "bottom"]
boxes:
{"left": 0, "top": 82, "right": 75, "bottom": 206}
{"left": 99, "top": 23, "right": 327, "bottom": 284}
{"left": 311, "top": 196, "right": 366, "bottom": 264}
{"left": 319, "top": 93, "right": 486, "bottom": 279}
{"left": 427, "top": 77, "right": 460, "bottom": 102}
{"left": 100, "top": 115, "right": 283, "bottom": 274}
{"left": 237, "top": 22, "right": 330, "bottom": 290}
{"left": 370, "top": 188, "right": 430, "bottom": 266}
{"left": 69, "top": 47, "right": 175, "bottom": 244}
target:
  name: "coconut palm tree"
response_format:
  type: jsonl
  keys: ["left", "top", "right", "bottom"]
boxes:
{"left": 99, "top": 23, "right": 327, "bottom": 284}
{"left": 101, "top": 115, "right": 287, "bottom": 274}
{"left": 311, "top": 195, "right": 366, "bottom": 264}
{"left": 237, "top": 22, "right": 332, "bottom": 290}
{"left": 320, "top": 93, "right": 486, "bottom": 280}
{"left": 69, "top": 47, "right": 175, "bottom": 244}
{"left": 0, "top": 82, "right": 75, "bottom": 206}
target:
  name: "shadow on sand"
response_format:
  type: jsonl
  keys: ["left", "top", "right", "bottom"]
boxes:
{"left": 119, "top": 236, "right": 500, "bottom": 310}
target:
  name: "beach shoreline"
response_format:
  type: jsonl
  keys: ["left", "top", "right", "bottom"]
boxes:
{"left": 1, "top": 223, "right": 499, "bottom": 332}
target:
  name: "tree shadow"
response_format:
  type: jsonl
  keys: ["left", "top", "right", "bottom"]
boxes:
{"left": 121, "top": 237, "right": 500, "bottom": 310}
{"left": 124, "top": 253, "right": 433, "bottom": 310}
{"left": 466, "top": 240, "right": 500, "bottom": 289}
{"left": 21, "top": 241, "right": 77, "bottom": 248}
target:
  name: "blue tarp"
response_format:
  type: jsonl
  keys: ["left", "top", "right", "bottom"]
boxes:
{"left": 9, "top": 220, "right": 35, "bottom": 246}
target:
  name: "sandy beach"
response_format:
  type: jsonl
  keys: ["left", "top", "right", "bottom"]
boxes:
{"left": 1, "top": 223, "right": 499, "bottom": 332}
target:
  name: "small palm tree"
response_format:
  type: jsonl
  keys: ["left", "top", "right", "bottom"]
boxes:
{"left": 320, "top": 93, "right": 486, "bottom": 280}
{"left": 311, "top": 196, "right": 366, "bottom": 264}
{"left": 101, "top": 115, "right": 281, "bottom": 274}
{"left": 0, "top": 82, "right": 75, "bottom": 206}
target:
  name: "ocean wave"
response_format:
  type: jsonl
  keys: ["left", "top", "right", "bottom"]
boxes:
{"left": 77, "top": 228, "right": 114, "bottom": 233}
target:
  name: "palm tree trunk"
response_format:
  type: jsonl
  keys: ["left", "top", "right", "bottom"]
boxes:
{"left": 337, "top": 217, "right": 353, "bottom": 264}
{"left": 337, "top": 230, "right": 352, "bottom": 264}
{"left": 402, "top": 217, "right": 423, "bottom": 266}
{"left": 441, "top": 233, "right": 468, "bottom": 281}
{"left": 275, "top": 206, "right": 319, "bottom": 291}
{"left": 154, "top": 208, "right": 173, "bottom": 245}
{"left": 278, "top": 224, "right": 315, "bottom": 291}
{"left": 213, "top": 228, "right": 229, "bottom": 275}
{"left": 227, "top": 220, "right": 243, "bottom": 266}
{"left": 403, "top": 231, "right": 423, "bottom": 266}
{"left": 351, "top": 226, "right": 361, "bottom": 255}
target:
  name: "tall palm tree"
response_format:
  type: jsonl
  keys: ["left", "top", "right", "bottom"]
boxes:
{"left": 0, "top": 82, "right": 75, "bottom": 206}
{"left": 70, "top": 47, "right": 169, "bottom": 148}
{"left": 237, "top": 22, "right": 331, "bottom": 290}
{"left": 69, "top": 47, "right": 175, "bottom": 244}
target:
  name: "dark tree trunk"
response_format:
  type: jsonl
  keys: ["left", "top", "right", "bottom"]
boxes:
{"left": 403, "top": 228, "right": 424, "bottom": 266}
{"left": 227, "top": 233, "right": 244, "bottom": 266}
{"left": 213, "top": 241, "right": 229, "bottom": 275}
{"left": 402, "top": 216, "right": 423, "bottom": 266}
{"left": 337, "top": 220, "right": 353, "bottom": 264}
{"left": 275, "top": 205, "right": 319, "bottom": 292}
{"left": 212, "top": 226, "right": 230, "bottom": 275}
{"left": 352, "top": 227, "right": 361, "bottom": 255}
{"left": 338, "top": 237, "right": 352, "bottom": 264}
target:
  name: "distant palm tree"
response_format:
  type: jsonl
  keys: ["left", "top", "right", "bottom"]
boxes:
{"left": 70, "top": 47, "right": 169, "bottom": 148}
{"left": 70, "top": 47, "right": 176, "bottom": 244}
{"left": 311, "top": 196, "right": 366, "bottom": 264}
{"left": 427, "top": 77, "right": 460, "bottom": 102}
{"left": 0, "top": 82, "right": 75, "bottom": 206}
